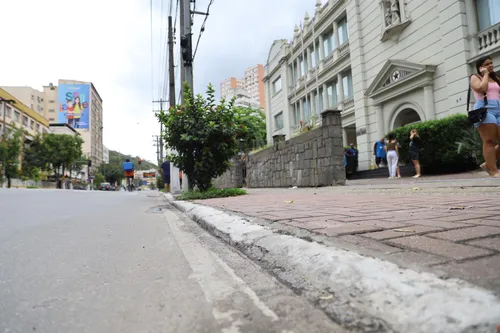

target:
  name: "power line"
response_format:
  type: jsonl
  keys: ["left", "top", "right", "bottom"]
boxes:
{"left": 192, "top": 0, "right": 214, "bottom": 61}
{"left": 150, "top": 0, "right": 154, "bottom": 103}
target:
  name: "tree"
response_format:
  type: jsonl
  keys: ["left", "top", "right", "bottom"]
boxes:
{"left": 93, "top": 173, "right": 105, "bottom": 188}
{"left": 0, "top": 128, "right": 22, "bottom": 188}
{"left": 22, "top": 135, "right": 45, "bottom": 180}
{"left": 157, "top": 83, "right": 238, "bottom": 191}
{"left": 99, "top": 163, "right": 123, "bottom": 185}
{"left": 233, "top": 107, "right": 267, "bottom": 151}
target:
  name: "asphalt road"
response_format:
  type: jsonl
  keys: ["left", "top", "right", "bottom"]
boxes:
{"left": 0, "top": 189, "right": 345, "bottom": 333}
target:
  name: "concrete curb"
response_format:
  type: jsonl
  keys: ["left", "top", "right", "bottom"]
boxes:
{"left": 163, "top": 193, "right": 500, "bottom": 333}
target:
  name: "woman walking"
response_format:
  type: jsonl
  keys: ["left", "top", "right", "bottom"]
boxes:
{"left": 470, "top": 56, "right": 500, "bottom": 177}
{"left": 385, "top": 133, "right": 399, "bottom": 179}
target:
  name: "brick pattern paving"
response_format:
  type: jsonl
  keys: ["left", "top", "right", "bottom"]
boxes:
{"left": 195, "top": 188, "right": 500, "bottom": 291}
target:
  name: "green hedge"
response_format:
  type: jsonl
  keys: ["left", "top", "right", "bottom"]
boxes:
{"left": 390, "top": 114, "right": 480, "bottom": 174}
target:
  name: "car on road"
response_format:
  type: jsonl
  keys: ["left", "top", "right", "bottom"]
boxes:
{"left": 99, "top": 182, "right": 111, "bottom": 191}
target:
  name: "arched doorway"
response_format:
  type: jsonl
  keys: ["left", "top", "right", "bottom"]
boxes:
{"left": 393, "top": 108, "right": 421, "bottom": 129}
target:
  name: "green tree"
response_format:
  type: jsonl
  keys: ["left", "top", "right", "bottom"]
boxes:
{"left": 0, "top": 128, "right": 22, "bottom": 188}
{"left": 157, "top": 83, "right": 238, "bottom": 191}
{"left": 233, "top": 107, "right": 267, "bottom": 151}
{"left": 99, "top": 163, "right": 123, "bottom": 185}
{"left": 22, "top": 135, "right": 45, "bottom": 180}
{"left": 40, "top": 134, "right": 84, "bottom": 184}
{"left": 93, "top": 172, "right": 106, "bottom": 188}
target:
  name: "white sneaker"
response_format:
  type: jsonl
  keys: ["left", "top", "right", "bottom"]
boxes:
{"left": 388, "top": 176, "right": 393, "bottom": 179}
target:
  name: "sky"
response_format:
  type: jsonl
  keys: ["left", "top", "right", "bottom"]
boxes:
{"left": 0, "top": 0, "right": 326, "bottom": 163}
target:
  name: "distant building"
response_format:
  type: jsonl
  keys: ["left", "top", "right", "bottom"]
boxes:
{"left": 103, "top": 146, "right": 109, "bottom": 164}
{"left": 221, "top": 64, "right": 266, "bottom": 110}
{"left": 49, "top": 123, "right": 80, "bottom": 136}
{"left": 3, "top": 79, "right": 105, "bottom": 168}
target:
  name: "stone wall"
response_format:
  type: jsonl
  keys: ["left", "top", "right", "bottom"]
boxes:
{"left": 212, "top": 159, "right": 245, "bottom": 189}
{"left": 247, "top": 109, "right": 345, "bottom": 188}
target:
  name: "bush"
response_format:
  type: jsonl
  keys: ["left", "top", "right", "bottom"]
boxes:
{"left": 177, "top": 188, "right": 247, "bottom": 201}
{"left": 390, "top": 114, "right": 479, "bottom": 174}
{"left": 157, "top": 83, "right": 239, "bottom": 192}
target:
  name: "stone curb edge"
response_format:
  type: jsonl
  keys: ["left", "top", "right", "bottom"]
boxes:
{"left": 162, "top": 193, "right": 500, "bottom": 333}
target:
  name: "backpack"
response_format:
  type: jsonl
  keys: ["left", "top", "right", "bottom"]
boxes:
{"left": 123, "top": 162, "right": 134, "bottom": 171}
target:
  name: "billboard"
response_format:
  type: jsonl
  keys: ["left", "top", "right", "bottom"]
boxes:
{"left": 143, "top": 172, "right": 156, "bottom": 178}
{"left": 58, "top": 84, "right": 90, "bottom": 129}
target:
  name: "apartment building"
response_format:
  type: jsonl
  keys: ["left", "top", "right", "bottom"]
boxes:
{"left": 3, "top": 80, "right": 105, "bottom": 167}
{"left": 0, "top": 88, "right": 50, "bottom": 144}
{"left": 1, "top": 86, "right": 47, "bottom": 117}
{"left": 221, "top": 64, "right": 266, "bottom": 110}
{"left": 264, "top": 0, "right": 500, "bottom": 170}
{"left": 220, "top": 77, "right": 244, "bottom": 100}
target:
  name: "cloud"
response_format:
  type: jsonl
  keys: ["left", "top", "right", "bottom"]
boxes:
{"left": 0, "top": 0, "right": 320, "bottom": 163}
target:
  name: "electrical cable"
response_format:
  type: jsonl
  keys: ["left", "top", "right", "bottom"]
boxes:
{"left": 192, "top": 0, "right": 214, "bottom": 61}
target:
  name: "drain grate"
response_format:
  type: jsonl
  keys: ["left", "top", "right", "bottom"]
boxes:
{"left": 145, "top": 205, "right": 173, "bottom": 214}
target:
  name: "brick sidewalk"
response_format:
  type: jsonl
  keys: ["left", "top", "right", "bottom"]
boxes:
{"left": 195, "top": 187, "right": 500, "bottom": 292}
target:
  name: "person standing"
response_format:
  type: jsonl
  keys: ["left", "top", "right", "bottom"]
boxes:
{"left": 470, "top": 56, "right": 500, "bottom": 177}
{"left": 409, "top": 129, "right": 422, "bottom": 178}
{"left": 161, "top": 159, "right": 171, "bottom": 192}
{"left": 385, "top": 133, "right": 399, "bottom": 179}
{"left": 373, "top": 138, "right": 387, "bottom": 168}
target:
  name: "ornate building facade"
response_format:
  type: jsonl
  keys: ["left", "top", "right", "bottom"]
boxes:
{"left": 264, "top": 0, "right": 500, "bottom": 170}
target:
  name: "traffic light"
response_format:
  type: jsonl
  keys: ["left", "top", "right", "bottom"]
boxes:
{"left": 138, "top": 158, "right": 142, "bottom": 165}
{"left": 180, "top": 35, "right": 192, "bottom": 64}
{"left": 87, "top": 159, "right": 92, "bottom": 167}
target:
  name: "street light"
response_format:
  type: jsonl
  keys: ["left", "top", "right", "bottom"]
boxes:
{"left": 0, "top": 97, "right": 16, "bottom": 140}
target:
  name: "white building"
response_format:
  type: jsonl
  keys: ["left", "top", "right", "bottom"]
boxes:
{"left": 223, "top": 88, "right": 262, "bottom": 110}
{"left": 264, "top": 0, "right": 500, "bottom": 170}
{"left": 103, "top": 146, "right": 110, "bottom": 164}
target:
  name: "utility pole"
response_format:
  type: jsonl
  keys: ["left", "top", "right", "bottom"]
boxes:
{"left": 152, "top": 99, "right": 165, "bottom": 161}
{"left": 179, "top": 0, "right": 193, "bottom": 104}
{"left": 168, "top": 15, "right": 176, "bottom": 108}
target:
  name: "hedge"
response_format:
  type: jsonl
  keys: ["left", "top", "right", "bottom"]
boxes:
{"left": 389, "top": 114, "right": 480, "bottom": 174}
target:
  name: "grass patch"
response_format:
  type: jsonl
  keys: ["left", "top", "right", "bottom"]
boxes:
{"left": 177, "top": 188, "right": 247, "bottom": 201}
{"left": 27, "top": 186, "right": 39, "bottom": 189}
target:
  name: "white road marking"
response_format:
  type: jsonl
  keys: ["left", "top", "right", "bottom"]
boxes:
{"left": 164, "top": 209, "right": 279, "bottom": 332}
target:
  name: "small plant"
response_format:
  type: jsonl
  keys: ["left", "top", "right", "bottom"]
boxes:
{"left": 177, "top": 188, "right": 247, "bottom": 201}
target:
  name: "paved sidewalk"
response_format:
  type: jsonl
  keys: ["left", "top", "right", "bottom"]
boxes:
{"left": 195, "top": 180, "right": 500, "bottom": 292}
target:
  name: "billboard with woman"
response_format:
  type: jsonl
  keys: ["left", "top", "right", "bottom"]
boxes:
{"left": 57, "top": 84, "right": 90, "bottom": 129}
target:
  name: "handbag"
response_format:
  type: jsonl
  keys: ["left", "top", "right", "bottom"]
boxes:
{"left": 467, "top": 75, "right": 488, "bottom": 124}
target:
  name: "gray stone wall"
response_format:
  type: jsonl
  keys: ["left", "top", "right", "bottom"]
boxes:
{"left": 212, "top": 159, "right": 245, "bottom": 189}
{"left": 246, "top": 109, "right": 345, "bottom": 188}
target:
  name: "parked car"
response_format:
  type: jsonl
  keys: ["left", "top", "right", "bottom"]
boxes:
{"left": 99, "top": 182, "right": 111, "bottom": 191}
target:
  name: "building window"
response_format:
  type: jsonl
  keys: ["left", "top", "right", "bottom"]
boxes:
{"left": 477, "top": 0, "right": 500, "bottom": 31}
{"left": 274, "top": 112, "right": 284, "bottom": 130}
{"left": 318, "top": 88, "right": 324, "bottom": 112}
{"left": 311, "top": 43, "right": 320, "bottom": 68}
{"left": 14, "top": 111, "right": 20, "bottom": 122}
{"left": 303, "top": 98, "right": 311, "bottom": 121}
{"left": 327, "top": 82, "right": 338, "bottom": 107}
{"left": 49, "top": 108, "right": 55, "bottom": 112}
{"left": 49, "top": 100, "right": 55, "bottom": 103}
{"left": 273, "top": 76, "right": 282, "bottom": 94}
{"left": 338, "top": 17, "right": 349, "bottom": 45}
{"left": 31, "top": 95, "right": 34, "bottom": 100}
{"left": 49, "top": 118, "right": 56, "bottom": 121}
{"left": 323, "top": 31, "right": 334, "bottom": 57}
{"left": 23, "top": 116, "right": 28, "bottom": 126}
{"left": 299, "top": 56, "right": 306, "bottom": 77}
{"left": 5, "top": 106, "right": 11, "bottom": 118}
{"left": 293, "top": 103, "right": 301, "bottom": 126}
{"left": 342, "top": 71, "right": 354, "bottom": 99}
{"left": 36, "top": 124, "right": 40, "bottom": 133}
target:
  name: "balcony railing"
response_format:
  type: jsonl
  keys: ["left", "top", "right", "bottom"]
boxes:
{"left": 343, "top": 97, "right": 354, "bottom": 110}
{"left": 338, "top": 41, "right": 350, "bottom": 57}
{"left": 478, "top": 22, "right": 500, "bottom": 52}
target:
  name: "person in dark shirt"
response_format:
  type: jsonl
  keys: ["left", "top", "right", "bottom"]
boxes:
{"left": 409, "top": 129, "right": 422, "bottom": 178}
{"left": 161, "top": 159, "right": 171, "bottom": 192}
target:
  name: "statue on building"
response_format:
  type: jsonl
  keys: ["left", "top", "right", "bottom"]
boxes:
{"left": 390, "top": 0, "right": 401, "bottom": 25}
